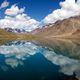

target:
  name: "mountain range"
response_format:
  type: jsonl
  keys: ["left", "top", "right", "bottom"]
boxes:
{"left": 33, "top": 16, "right": 80, "bottom": 39}
{"left": 0, "top": 15, "right": 80, "bottom": 39}
{"left": 4, "top": 28, "right": 27, "bottom": 33}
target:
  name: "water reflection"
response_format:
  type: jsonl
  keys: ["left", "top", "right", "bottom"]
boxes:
{"left": 43, "top": 50, "right": 80, "bottom": 77}
{"left": 0, "top": 39, "right": 80, "bottom": 80}
{"left": 0, "top": 41, "right": 47, "bottom": 69}
{"left": 34, "top": 39, "right": 80, "bottom": 59}
{"left": 33, "top": 39, "right": 80, "bottom": 79}
{"left": 0, "top": 41, "right": 38, "bottom": 58}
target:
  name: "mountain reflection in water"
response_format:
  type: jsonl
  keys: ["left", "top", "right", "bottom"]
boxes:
{"left": 0, "top": 39, "right": 79, "bottom": 80}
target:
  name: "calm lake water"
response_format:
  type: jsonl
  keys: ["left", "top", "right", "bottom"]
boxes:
{"left": 0, "top": 39, "right": 80, "bottom": 80}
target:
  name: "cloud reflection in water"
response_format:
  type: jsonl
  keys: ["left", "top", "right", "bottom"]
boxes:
{"left": 0, "top": 40, "right": 80, "bottom": 79}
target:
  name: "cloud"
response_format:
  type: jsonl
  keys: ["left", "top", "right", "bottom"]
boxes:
{"left": 5, "top": 4, "right": 25, "bottom": 16}
{"left": 0, "top": 14, "right": 39, "bottom": 31}
{"left": 43, "top": 0, "right": 80, "bottom": 24}
{"left": 0, "top": 5, "right": 39, "bottom": 31}
{"left": 0, "top": 0, "right": 9, "bottom": 9}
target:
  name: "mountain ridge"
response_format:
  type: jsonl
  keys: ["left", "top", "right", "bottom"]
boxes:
{"left": 1, "top": 15, "right": 80, "bottom": 40}
{"left": 33, "top": 15, "right": 80, "bottom": 39}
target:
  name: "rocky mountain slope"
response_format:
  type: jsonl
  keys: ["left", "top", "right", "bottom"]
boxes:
{"left": 1, "top": 15, "right": 80, "bottom": 40}
{"left": 34, "top": 16, "right": 80, "bottom": 39}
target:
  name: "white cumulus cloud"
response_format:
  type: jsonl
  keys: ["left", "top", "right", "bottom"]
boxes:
{"left": 5, "top": 4, "right": 25, "bottom": 16}
{"left": 0, "top": 0, "right": 9, "bottom": 9}
{"left": 0, "top": 14, "right": 39, "bottom": 31}
{"left": 43, "top": 0, "right": 80, "bottom": 24}
{"left": 0, "top": 5, "right": 39, "bottom": 31}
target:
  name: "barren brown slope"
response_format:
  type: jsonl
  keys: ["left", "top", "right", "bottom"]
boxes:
{"left": 0, "top": 29, "right": 17, "bottom": 39}
{"left": 0, "top": 28, "right": 37, "bottom": 42}
{"left": 35, "top": 16, "right": 80, "bottom": 39}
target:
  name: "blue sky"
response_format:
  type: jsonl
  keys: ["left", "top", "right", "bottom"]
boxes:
{"left": 0, "top": 0, "right": 64, "bottom": 21}
{"left": 0, "top": 0, "right": 80, "bottom": 31}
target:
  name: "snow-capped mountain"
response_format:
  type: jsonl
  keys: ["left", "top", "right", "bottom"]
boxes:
{"left": 4, "top": 28, "right": 27, "bottom": 33}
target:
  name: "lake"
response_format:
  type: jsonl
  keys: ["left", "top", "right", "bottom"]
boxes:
{"left": 0, "top": 39, "right": 80, "bottom": 80}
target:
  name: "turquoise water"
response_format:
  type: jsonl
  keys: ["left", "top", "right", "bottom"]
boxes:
{"left": 0, "top": 40, "right": 79, "bottom": 80}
